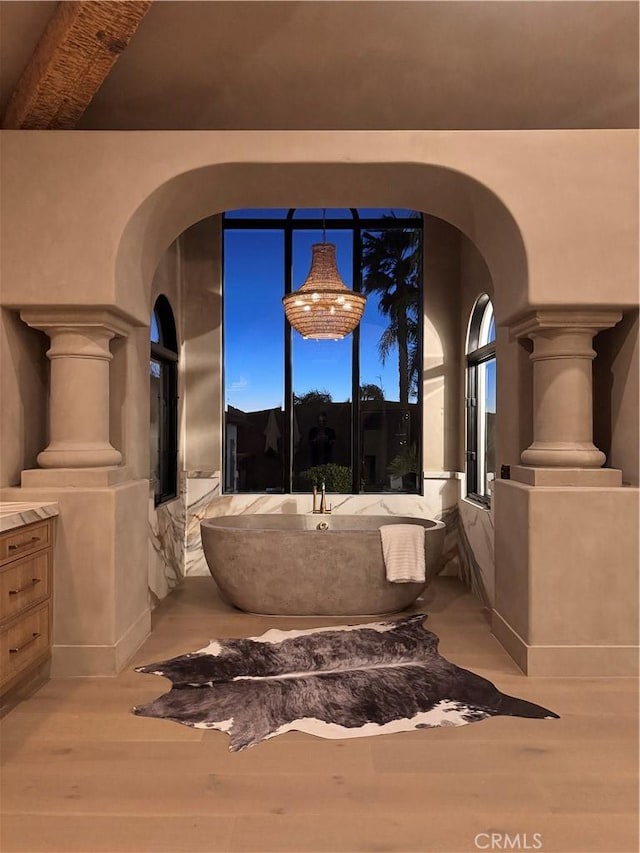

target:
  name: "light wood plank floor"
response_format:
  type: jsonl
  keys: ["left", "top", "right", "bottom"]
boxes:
{"left": 1, "top": 577, "right": 638, "bottom": 853}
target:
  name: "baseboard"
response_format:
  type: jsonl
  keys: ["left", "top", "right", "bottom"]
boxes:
{"left": 51, "top": 608, "right": 150, "bottom": 677}
{"left": 492, "top": 610, "right": 639, "bottom": 676}
{"left": 491, "top": 610, "right": 528, "bottom": 673}
{"left": 115, "top": 608, "right": 152, "bottom": 671}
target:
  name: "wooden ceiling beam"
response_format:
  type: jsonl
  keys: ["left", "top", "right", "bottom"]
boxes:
{"left": 2, "top": 0, "right": 152, "bottom": 130}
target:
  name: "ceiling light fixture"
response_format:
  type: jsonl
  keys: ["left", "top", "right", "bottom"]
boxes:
{"left": 282, "top": 210, "right": 366, "bottom": 340}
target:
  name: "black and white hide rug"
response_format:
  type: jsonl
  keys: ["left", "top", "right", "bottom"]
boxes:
{"left": 133, "top": 614, "right": 558, "bottom": 751}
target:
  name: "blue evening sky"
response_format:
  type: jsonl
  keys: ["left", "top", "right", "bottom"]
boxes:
{"left": 223, "top": 209, "right": 495, "bottom": 413}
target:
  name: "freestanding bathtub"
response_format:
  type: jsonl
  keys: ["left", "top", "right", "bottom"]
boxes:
{"left": 200, "top": 514, "right": 446, "bottom": 616}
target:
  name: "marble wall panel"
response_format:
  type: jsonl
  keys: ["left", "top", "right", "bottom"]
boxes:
{"left": 183, "top": 476, "right": 462, "bottom": 579}
{"left": 148, "top": 471, "right": 497, "bottom": 608}
{"left": 148, "top": 476, "right": 186, "bottom": 605}
{"left": 457, "top": 497, "right": 495, "bottom": 606}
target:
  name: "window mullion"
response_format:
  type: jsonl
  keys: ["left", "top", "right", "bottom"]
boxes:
{"left": 284, "top": 221, "right": 293, "bottom": 494}
{"left": 352, "top": 222, "right": 362, "bottom": 493}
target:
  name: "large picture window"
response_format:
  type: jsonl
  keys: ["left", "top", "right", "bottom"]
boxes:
{"left": 466, "top": 295, "right": 496, "bottom": 503}
{"left": 150, "top": 296, "right": 178, "bottom": 506}
{"left": 223, "top": 208, "right": 423, "bottom": 494}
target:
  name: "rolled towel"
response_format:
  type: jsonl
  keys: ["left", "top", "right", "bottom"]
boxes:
{"left": 380, "top": 524, "right": 426, "bottom": 583}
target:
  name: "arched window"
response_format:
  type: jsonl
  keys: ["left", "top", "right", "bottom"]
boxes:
{"left": 150, "top": 296, "right": 178, "bottom": 506}
{"left": 466, "top": 295, "right": 496, "bottom": 503}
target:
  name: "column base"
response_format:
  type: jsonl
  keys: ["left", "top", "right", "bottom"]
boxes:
{"left": 22, "top": 466, "right": 132, "bottom": 487}
{"left": 511, "top": 466, "right": 623, "bottom": 487}
{"left": 37, "top": 443, "right": 122, "bottom": 469}
{"left": 521, "top": 442, "right": 606, "bottom": 468}
{"left": 492, "top": 611, "right": 639, "bottom": 676}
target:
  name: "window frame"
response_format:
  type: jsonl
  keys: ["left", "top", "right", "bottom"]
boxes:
{"left": 222, "top": 209, "right": 424, "bottom": 495}
{"left": 150, "top": 295, "right": 179, "bottom": 507}
{"left": 466, "top": 294, "right": 496, "bottom": 506}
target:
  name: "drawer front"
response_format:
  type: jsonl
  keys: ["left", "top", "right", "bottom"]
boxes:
{"left": 0, "top": 602, "right": 51, "bottom": 687}
{"left": 0, "top": 551, "right": 51, "bottom": 624}
{"left": 0, "top": 521, "right": 51, "bottom": 566}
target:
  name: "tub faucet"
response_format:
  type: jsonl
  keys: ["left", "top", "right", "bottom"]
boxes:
{"left": 319, "top": 481, "right": 331, "bottom": 514}
{"left": 312, "top": 481, "right": 331, "bottom": 514}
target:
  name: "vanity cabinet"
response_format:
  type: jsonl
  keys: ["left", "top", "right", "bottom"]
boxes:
{"left": 0, "top": 518, "right": 54, "bottom": 702}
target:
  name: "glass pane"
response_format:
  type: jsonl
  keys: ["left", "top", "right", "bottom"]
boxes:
{"left": 292, "top": 228, "right": 353, "bottom": 492}
{"left": 150, "top": 359, "right": 161, "bottom": 497}
{"left": 478, "top": 299, "right": 495, "bottom": 347}
{"left": 223, "top": 229, "right": 285, "bottom": 492}
{"left": 150, "top": 312, "right": 160, "bottom": 344}
{"left": 357, "top": 208, "right": 419, "bottom": 219}
{"left": 478, "top": 357, "right": 496, "bottom": 499}
{"left": 224, "top": 208, "right": 289, "bottom": 219}
{"left": 291, "top": 208, "right": 354, "bottom": 220}
{"left": 360, "top": 225, "right": 421, "bottom": 492}
{"left": 487, "top": 316, "right": 496, "bottom": 344}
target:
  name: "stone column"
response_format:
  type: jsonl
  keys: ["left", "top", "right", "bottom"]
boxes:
{"left": 21, "top": 309, "right": 130, "bottom": 469}
{"left": 510, "top": 310, "right": 621, "bottom": 467}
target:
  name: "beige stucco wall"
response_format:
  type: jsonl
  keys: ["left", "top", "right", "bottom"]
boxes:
{"left": 0, "top": 309, "right": 48, "bottom": 486}
{"left": 494, "top": 480, "right": 639, "bottom": 675}
{"left": 1, "top": 131, "right": 637, "bottom": 327}
{"left": 422, "top": 216, "right": 461, "bottom": 472}
{"left": 594, "top": 310, "right": 639, "bottom": 487}
{"left": 181, "top": 216, "right": 222, "bottom": 474}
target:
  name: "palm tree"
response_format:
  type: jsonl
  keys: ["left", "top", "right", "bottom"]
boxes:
{"left": 361, "top": 214, "right": 421, "bottom": 405}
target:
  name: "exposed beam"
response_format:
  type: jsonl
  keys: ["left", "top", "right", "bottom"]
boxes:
{"left": 2, "top": 0, "right": 152, "bottom": 129}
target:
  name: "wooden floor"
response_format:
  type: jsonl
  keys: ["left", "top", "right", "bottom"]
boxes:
{"left": 1, "top": 577, "right": 637, "bottom": 853}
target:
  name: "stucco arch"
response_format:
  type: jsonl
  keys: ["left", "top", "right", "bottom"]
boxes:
{"left": 115, "top": 162, "right": 528, "bottom": 324}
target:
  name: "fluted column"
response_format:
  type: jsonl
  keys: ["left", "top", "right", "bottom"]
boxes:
{"left": 21, "top": 309, "right": 130, "bottom": 469}
{"left": 511, "top": 309, "right": 621, "bottom": 468}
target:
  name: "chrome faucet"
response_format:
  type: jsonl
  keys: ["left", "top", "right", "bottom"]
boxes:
{"left": 312, "top": 481, "right": 331, "bottom": 514}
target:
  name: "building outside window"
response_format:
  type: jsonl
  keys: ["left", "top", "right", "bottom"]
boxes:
{"left": 150, "top": 295, "right": 178, "bottom": 506}
{"left": 466, "top": 294, "right": 496, "bottom": 504}
{"left": 222, "top": 208, "right": 423, "bottom": 494}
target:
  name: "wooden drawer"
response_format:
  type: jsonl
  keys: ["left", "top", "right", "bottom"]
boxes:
{"left": 0, "top": 521, "right": 51, "bottom": 566}
{"left": 0, "top": 601, "right": 51, "bottom": 688}
{"left": 0, "top": 551, "right": 51, "bottom": 625}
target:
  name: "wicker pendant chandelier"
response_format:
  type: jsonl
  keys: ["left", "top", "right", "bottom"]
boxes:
{"left": 282, "top": 213, "right": 366, "bottom": 340}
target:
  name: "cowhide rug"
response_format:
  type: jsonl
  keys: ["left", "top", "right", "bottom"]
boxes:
{"left": 133, "top": 614, "right": 558, "bottom": 751}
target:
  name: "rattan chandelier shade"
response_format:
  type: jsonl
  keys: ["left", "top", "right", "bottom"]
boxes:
{"left": 282, "top": 243, "right": 366, "bottom": 340}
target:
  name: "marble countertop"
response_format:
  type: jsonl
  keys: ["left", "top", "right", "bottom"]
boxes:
{"left": 0, "top": 501, "right": 59, "bottom": 533}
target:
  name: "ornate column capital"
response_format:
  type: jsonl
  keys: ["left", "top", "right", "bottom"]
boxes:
{"left": 509, "top": 309, "right": 622, "bottom": 341}
{"left": 20, "top": 306, "right": 132, "bottom": 338}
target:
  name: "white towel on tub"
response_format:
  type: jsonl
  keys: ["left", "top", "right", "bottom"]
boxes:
{"left": 380, "top": 524, "right": 426, "bottom": 583}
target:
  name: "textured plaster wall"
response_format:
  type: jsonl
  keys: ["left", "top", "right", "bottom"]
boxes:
{"left": 422, "top": 216, "right": 462, "bottom": 472}
{"left": 181, "top": 216, "right": 222, "bottom": 474}
{"left": 2, "top": 131, "right": 637, "bottom": 325}
{"left": 0, "top": 309, "right": 48, "bottom": 487}
{"left": 594, "top": 310, "right": 639, "bottom": 487}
